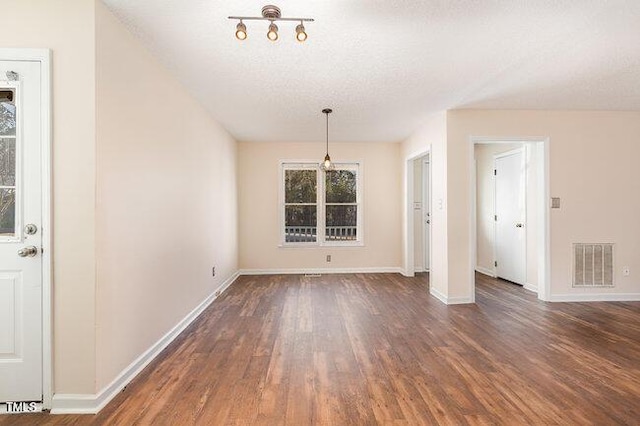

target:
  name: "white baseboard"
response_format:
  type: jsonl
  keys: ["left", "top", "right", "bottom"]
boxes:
{"left": 475, "top": 266, "right": 496, "bottom": 277}
{"left": 524, "top": 282, "right": 538, "bottom": 293}
{"left": 400, "top": 269, "right": 413, "bottom": 277}
{"left": 430, "top": 287, "right": 448, "bottom": 304}
{"left": 429, "top": 287, "right": 474, "bottom": 305}
{"left": 50, "top": 394, "right": 96, "bottom": 415}
{"left": 548, "top": 292, "right": 640, "bottom": 302}
{"left": 239, "top": 267, "right": 402, "bottom": 276}
{"left": 51, "top": 270, "right": 240, "bottom": 414}
{"left": 446, "top": 296, "right": 475, "bottom": 304}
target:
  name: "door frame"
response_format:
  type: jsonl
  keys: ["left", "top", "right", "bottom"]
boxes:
{"left": 493, "top": 146, "right": 526, "bottom": 285}
{"left": 469, "top": 137, "right": 550, "bottom": 301}
{"left": 0, "top": 48, "right": 52, "bottom": 409}
{"left": 422, "top": 157, "right": 430, "bottom": 272}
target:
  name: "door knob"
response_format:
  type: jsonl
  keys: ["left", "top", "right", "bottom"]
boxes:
{"left": 18, "top": 246, "right": 38, "bottom": 257}
{"left": 515, "top": 223, "right": 524, "bottom": 228}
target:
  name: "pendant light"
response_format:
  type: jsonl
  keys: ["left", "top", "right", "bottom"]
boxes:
{"left": 321, "top": 108, "right": 334, "bottom": 172}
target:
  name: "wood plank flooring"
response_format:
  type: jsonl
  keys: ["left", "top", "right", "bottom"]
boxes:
{"left": 3, "top": 272, "right": 640, "bottom": 425}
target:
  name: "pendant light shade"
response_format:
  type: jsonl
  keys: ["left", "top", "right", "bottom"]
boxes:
{"left": 321, "top": 108, "right": 334, "bottom": 172}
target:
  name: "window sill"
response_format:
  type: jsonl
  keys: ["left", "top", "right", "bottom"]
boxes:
{"left": 278, "top": 242, "right": 365, "bottom": 249}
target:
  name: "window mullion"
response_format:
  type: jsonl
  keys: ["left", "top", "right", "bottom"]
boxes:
{"left": 318, "top": 168, "right": 325, "bottom": 244}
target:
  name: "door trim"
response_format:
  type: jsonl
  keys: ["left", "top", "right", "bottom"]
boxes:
{"left": 469, "top": 137, "right": 550, "bottom": 302}
{"left": 0, "top": 48, "right": 52, "bottom": 410}
{"left": 422, "top": 158, "right": 430, "bottom": 272}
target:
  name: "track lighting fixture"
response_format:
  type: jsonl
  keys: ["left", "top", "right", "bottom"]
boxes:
{"left": 229, "top": 5, "right": 314, "bottom": 43}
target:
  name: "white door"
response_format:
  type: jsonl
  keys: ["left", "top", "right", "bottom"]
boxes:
{"left": 494, "top": 148, "right": 526, "bottom": 285}
{"left": 422, "top": 159, "right": 430, "bottom": 271}
{"left": 0, "top": 61, "right": 43, "bottom": 403}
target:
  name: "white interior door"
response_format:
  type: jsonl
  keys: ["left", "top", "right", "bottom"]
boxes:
{"left": 422, "top": 159, "right": 430, "bottom": 271}
{"left": 0, "top": 60, "right": 43, "bottom": 403}
{"left": 494, "top": 148, "right": 526, "bottom": 285}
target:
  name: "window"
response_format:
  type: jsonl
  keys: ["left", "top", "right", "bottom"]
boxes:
{"left": 0, "top": 89, "right": 17, "bottom": 239}
{"left": 284, "top": 167, "right": 317, "bottom": 243}
{"left": 281, "top": 162, "right": 362, "bottom": 246}
{"left": 325, "top": 167, "right": 358, "bottom": 241}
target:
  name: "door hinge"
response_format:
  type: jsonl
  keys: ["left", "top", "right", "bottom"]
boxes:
{"left": 494, "top": 215, "right": 497, "bottom": 221}
{"left": 494, "top": 169, "right": 497, "bottom": 176}
{"left": 494, "top": 261, "right": 498, "bottom": 267}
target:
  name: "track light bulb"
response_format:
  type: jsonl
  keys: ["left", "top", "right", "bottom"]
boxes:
{"left": 295, "top": 23, "right": 307, "bottom": 42}
{"left": 235, "top": 21, "right": 247, "bottom": 40}
{"left": 267, "top": 22, "right": 279, "bottom": 41}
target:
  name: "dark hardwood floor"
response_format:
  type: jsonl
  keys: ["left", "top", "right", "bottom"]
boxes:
{"left": 3, "top": 272, "right": 640, "bottom": 425}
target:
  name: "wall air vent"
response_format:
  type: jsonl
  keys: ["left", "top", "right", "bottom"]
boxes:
{"left": 572, "top": 243, "right": 614, "bottom": 287}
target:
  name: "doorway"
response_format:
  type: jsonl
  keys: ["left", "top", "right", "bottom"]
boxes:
{"left": 404, "top": 148, "right": 431, "bottom": 278}
{"left": 0, "top": 50, "right": 52, "bottom": 410}
{"left": 471, "top": 139, "right": 549, "bottom": 300}
{"left": 412, "top": 155, "right": 430, "bottom": 273}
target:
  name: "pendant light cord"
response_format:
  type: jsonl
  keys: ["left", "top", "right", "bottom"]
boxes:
{"left": 325, "top": 112, "right": 329, "bottom": 155}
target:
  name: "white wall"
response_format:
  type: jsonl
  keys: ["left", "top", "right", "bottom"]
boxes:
{"left": 2, "top": 0, "right": 241, "bottom": 399}
{"left": 238, "top": 142, "right": 401, "bottom": 271}
{"left": 95, "top": 1, "right": 238, "bottom": 391}
{"left": 2, "top": 0, "right": 97, "bottom": 394}
{"left": 401, "top": 112, "right": 449, "bottom": 300}
{"left": 448, "top": 110, "right": 640, "bottom": 301}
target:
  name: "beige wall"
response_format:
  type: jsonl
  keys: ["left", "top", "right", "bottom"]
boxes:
{"left": 448, "top": 110, "right": 640, "bottom": 299}
{"left": 95, "top": 2, "right": 238, "bottom": 390}
{"left": 401, "top": 112, "right": 449, "bottom": 299}
{"left": 2, "top": 0, "right": 97, "bottom": 393}
{"left": 238, "top": 142, "right": 401, "bottom": 271}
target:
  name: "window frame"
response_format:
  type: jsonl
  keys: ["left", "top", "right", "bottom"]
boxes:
{"left": 279, "top": 160, "right": 363, "bottom": 247}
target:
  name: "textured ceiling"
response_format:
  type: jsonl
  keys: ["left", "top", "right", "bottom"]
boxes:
{"left": 102, "top": 0, "right": 640, "bottom": 143}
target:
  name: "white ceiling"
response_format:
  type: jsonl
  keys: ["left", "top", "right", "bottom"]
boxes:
{"left": 102, "top": 0, "right": 640, "bottom": 143}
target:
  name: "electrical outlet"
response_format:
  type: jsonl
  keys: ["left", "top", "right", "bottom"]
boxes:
{"left": 623, "top": 266, "right": 630, "bottom": 277}
{"left": 326, "top": 255, "right": 331, "bottom": 262}
{"left": 212, "top": 266, "right": 216, "bottom": 277}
